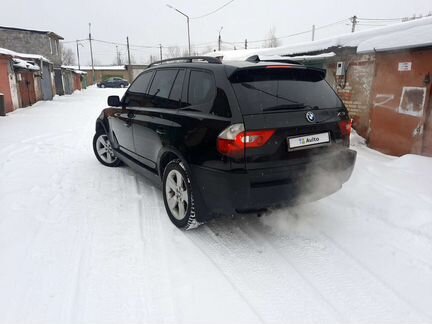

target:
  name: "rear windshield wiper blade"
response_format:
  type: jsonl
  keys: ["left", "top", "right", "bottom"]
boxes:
{"left": 263, "top": 104, "right": 318, "bottom": 112}
{"left": 240, "top": 83, "right": 302, "bottom": 105}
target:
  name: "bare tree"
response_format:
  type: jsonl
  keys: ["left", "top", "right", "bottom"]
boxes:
{"left": 129, "top": 54, "right": 137, "bottom": 64}
{"left": 113, "top": 49, "right": 124, "bottom": 65}
{"left": 148, "top": 55, "right": 159, "bottom": 64}
{"left": 165, "top": 46, "right": 181, "bottom": 59}
{"left": 181, "top": 48, "right": 190, "bottom": 57}
{"left": 62, "top": 47, "right": 76, "bottom": 65}
{"left": 263, "top": 27, "right": 280, "bottom": 48}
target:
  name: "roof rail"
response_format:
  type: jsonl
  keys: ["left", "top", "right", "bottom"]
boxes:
{"left": 246, "top": 55, "right": 303, "bottom": 65}
{"left": 147, "top": 56, "right": 222, "bottom": 68}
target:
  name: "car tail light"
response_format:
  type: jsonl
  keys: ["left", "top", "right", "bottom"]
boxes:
{"left": 217, "top": 123, "right": 275, "bottom": 158}
{"left": 339, "top": 119, "right": 352, "bottom": 136}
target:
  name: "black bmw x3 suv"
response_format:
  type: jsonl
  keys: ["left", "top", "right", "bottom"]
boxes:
{"left": 93, "top": 56, "right": 356, "bottom": 229}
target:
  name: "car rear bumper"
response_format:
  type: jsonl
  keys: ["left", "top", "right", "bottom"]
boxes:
{"left": 190, "top": 148, "right": 357, "bottom": 219}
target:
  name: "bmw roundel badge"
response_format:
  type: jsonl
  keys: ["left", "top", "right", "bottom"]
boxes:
{"left": 306, "top": 111, "right": 315, "bottom": 123}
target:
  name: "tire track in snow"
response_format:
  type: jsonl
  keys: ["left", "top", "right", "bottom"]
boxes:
{"left": 135, "top": 178, "right": 179, "bottom": 323}
{"left": 295, "top": 208, "right": 432, "bottom": 321}
{"left": 253, "top": 211, "right": 429, "bottom": 323}
{"left": 233, "top": 219, "right": 346, "bottom": 323}
{"left": 187, "top": 220, "right": 343, "bottom": 323}
{"left": 185, "top": 227, "right": 266, "bottom": 324}
{"left": 314, "top": 222, "right": 432, "bottom": 321}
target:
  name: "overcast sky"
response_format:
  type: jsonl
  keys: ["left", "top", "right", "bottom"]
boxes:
{"left": 1, "top": 0, "right": 431, "bottom": 65}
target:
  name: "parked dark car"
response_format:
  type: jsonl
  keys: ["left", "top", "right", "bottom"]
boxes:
{"left": 97, "top": 77, "right": 129, "bottom": 88}
{"left": 93, "top": 56, "right": 356, "bottom": 229}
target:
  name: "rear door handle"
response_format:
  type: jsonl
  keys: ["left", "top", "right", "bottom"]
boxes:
{"left": 156, "top": 128, "right": 166, "bottom": 135}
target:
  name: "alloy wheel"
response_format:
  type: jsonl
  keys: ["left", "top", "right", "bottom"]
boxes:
{"left": 95, "top": 134, "right": 117, "bottom": 164}
{"left": 165, "top": 169, "right": 189, "bottom": 220}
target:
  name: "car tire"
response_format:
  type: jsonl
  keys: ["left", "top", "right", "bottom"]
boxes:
{"left": 163, "top": 160, "right": 202, "bottom": 230}
{"left": 101, "top": 84, "right": 105, "bottom": 88}
{"left": 93, "top": 131, "right": 121, "bottom": 167}
{"left": 120, "top": 84, "right": 125, "bottom": 88}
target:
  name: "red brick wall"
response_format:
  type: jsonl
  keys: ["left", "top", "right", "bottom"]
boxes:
{"left": 0, "top": 56, "right": 14, "bottom": 113}
{"left": 326, "top": 54, "right": 376, "bottom": 139}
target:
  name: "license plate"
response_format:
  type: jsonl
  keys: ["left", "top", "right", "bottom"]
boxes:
{"left": 288, "top": 132, "right": 330, "bottom": 150}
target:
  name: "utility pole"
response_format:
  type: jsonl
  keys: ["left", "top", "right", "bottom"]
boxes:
{"left": 159, "top": 44, "right": 163, "bottom": 61}
{"left": 126, "top": 36, "right": 131, "bottom": 65}
{"left": 88, "top": 23, "right": 95, "bottom": 84}
{"left": 187, "top": 16, "right": 191, "bottom": 55}
{"left": 218, "top": 26, "right": 223, "bottom": 51}
{"left": 351, "top": 15, "right": 358, "bottom": 33}
{"left": 245, "top": 39, "right": 248, "bottom": 49}
{"left": 312, "top": 24, "right": 316, "bottom": 41}
{"left": 76, "top": 40, "right": 81, "bottom": 70}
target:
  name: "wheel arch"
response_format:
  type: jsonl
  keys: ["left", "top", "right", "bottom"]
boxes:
{"left": 158, "top": 147, "right": 189, "bottom": 179}
{"left": 95, "top": 119, "right": 108, "bottom": 134}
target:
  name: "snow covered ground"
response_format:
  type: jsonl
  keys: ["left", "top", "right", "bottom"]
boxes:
{"left": 0, "top": 87, "right": 431, "bottom": 324}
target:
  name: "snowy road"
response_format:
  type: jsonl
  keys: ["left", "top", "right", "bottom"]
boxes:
{"left": 0, "top": 87, "right": 431, "bottom": 324}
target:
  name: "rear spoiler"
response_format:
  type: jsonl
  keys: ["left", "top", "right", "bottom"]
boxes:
{"left": 244, "top": 55, "right": 326, "bottom": 78}
{"left": 245, "top": 55, "right": 303, "bottom": 66}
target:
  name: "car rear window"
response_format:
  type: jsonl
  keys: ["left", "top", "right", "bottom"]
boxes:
{"left": 230, "top": 68, "right": 343, "bottom": 115}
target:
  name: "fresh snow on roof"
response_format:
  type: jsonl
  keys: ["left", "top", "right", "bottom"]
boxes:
{"left": 60, "top": 66, "right": 88, "bottom": 74}
{"left": 357, "top": 24, "right": 432, "bottom": 53}
{"left": 209, "top": 16, "right": 432, "bottom": 60}
{"left": 287, "top": 52, "right": 336, "bottom": 61}
{"left": 12, "top": 58, "right": 40, "bottom": 71}
{"left": 0, "top": 47, "right": 51, "bottom": 63}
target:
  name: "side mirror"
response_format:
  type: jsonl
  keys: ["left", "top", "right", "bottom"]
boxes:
{"left": 107, "top": 95, "right": 121, "bottom": 107}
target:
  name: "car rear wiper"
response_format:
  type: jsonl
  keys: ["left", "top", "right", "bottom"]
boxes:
{"left": 263, "top": 104, "right": 318, "bottom": 112}
{"left": 240, "top": 83, "right": 301, "bottom": 105}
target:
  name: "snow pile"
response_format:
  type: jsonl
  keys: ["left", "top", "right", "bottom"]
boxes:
{"left": 209, "top": 16, "right": 432, "bottom": 60}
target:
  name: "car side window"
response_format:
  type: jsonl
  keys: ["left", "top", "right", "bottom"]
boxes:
{"left": 129, "top": 72, "right": 152, "bottom": 93}
{"left": 124, "top": 71, "right": 153, "bottom": 107}
{"left": 186, "top": 70, "right": 216, "bottom": 113}
{"left": 148, "top": 69, "right": 179, "bottom": 108}
{"left": 188, "top": 70, "right": 215, "bottom": 105}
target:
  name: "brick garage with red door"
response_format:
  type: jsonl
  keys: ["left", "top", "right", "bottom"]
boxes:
{"left": 0, "top": 53, "right": 16, "bottom": 114}
{"left": 368, "top": 49, "right": 432, "bottom": 156}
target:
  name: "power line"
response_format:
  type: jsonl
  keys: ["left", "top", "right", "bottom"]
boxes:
{"left": 190, "top": 0, "right": 236, "bottom": 19}
{"left": 357, "top": 17, "right": 404, "bottom": 21}
{"left": 357, "top": 23, "right": 388, "bottom": 27}
{"left": 223, "top": 17, "right": 349, "bottom": 45}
